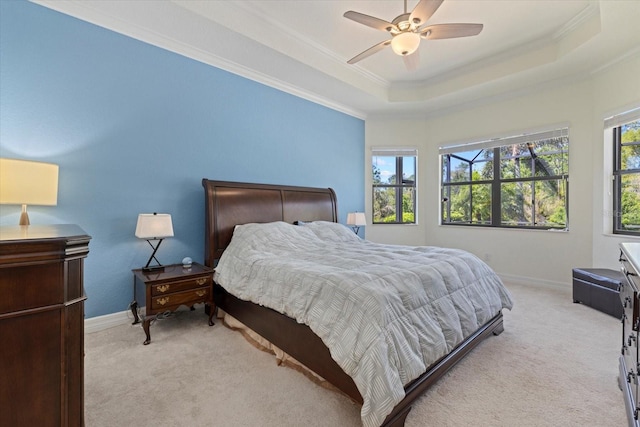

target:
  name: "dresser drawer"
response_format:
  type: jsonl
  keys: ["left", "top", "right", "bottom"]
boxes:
{"left": 0, "top": 263, "right": 64, "bottom": 314}
{"left": 151, "top": 275, "right": 211, "bottom": 296}
{"left": 619, "top": 243, "right": 640, "bottom": 427}
{"left": 151, "top": 287, "right": 211, "bottom": 310}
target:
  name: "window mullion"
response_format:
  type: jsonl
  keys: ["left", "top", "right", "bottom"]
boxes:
{"left": 492, "top": 147, "right": 501, "bottom": 226}
{"left": 396, "top": 157, "right": 403, "bottom": 224}
{"left": 614, "top": 126, "right": 622, "bottom": 232}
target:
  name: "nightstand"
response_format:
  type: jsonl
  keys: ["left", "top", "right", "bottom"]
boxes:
{"left": 130, "top": 262, "right": 215, "bottom": 345}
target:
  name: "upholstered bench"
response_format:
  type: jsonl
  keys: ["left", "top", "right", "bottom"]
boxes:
{"left": 572, "top": 268, "right": 624, "bottom": 318}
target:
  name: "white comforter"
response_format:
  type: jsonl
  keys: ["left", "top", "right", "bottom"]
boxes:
{"left": 214, "top": 221, "right": 513, "bottom": 427}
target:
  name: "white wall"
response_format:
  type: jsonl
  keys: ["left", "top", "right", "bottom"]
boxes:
{"left": 366, "top": 52, "right": 640, "bottom": 289}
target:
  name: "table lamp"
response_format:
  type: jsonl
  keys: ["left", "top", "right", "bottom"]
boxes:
{"left": 347, "top": 212, "right": 366, "bottom": 234}
{"left": 0, "top": 158, "right": 59, "bottom": 225}
{"left": 135, "top": 213, "right": 174, "bottom": 271}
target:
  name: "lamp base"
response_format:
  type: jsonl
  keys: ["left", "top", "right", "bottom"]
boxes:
{"left": 142, "top": 238, "right": 165, "bottom": 272}
{"left": 142, "top": 264, "right": 165, "bottom": 273}
{"left": 19, "top": 205, "right": 30, "bottom": 226}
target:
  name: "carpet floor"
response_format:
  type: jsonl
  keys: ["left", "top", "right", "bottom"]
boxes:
{"left": 84, "top": 281, "right": 626, "bottom": 426}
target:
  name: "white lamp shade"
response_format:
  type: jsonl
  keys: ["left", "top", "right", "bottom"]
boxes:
{"left": 0, "top": 158, "right": 59, "bottom": 205}
{"left": 135, "top": 213, "right": 174, "bottom": 239}
{"left": 391, "top": 32, "right": 420, "bottom": 56}
{"left": 347, "top": 212, "right": 367, "bottom": 226}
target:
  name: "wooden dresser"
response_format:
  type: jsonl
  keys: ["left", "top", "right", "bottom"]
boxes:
{"left": 0, "top": 225, "right": 90, "bottom": 427}
{"left": 620, "top": 242, "right": 640, "bottom": 427}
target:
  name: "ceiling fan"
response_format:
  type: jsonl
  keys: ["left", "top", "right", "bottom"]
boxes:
{"left": 343, "top": 0, "right": 483, "bottom": 70}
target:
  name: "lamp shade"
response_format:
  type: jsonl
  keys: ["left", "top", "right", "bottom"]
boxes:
{"left": 0, "top": 158, "right": 59, "bottom": 205}
{"left": 391, "top": 32, "right": 420, "bottom": 56}
{"left": 135, "top": 213, "right": 174, "bottom": 239}
{"left": 347, "top": 212, "right": 367, "bottom": 227}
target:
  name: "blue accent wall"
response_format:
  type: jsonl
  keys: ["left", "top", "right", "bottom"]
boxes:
{"left": 0, "top": 1, "right": 365, "bottom": 318}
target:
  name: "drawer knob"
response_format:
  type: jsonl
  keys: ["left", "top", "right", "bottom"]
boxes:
{"left": 157, "top": 297, "right": 169, "bottom": 306}
{"left": 629, "top": 335, "right": 637, "bottom": 347}
{"left": 196, "top": 278, "right": 208, "bottom": 286}
{"left": 195, "top": 290, "right": 206, "bottom": 297}
{"left": 157, "top": 285, "right": 170, "bottom": 293}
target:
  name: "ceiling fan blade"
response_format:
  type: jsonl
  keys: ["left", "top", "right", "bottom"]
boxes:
{"left": 347, "top": 39, "right": 392, "bottom": 64}
{"left": 409, "top": 0, "right": 444, "bottom": 27}
{"left": 420, "top": 23, "right": 483, "bottom": 40}
{"left": 403, "top": 50, "right": 420, "bottom": 71}
{"left": 343, "top": 11, "right": 398, "bottom": 32}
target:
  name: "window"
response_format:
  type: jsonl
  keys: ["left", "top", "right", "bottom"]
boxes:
{"left": 372, "top": 148, "right": 417, "bottom": 224}
{"left": 440, "top": 127, "right": 569, "bottom": 229}
{"left": 610, "top": 108, "right": 640, "bottom": 235}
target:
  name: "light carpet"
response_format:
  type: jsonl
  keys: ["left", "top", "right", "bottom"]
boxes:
{"left": 85, "top": 281, "right": 625, "bottom": 426}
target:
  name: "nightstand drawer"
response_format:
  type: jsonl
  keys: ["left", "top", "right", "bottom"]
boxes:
{"left": 151, "top": 276, "right": 211, "bottom": 296}
{"left": 151, "top": 287, "right": 211, "bottom": 310}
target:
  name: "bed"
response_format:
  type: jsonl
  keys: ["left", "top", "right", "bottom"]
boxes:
{"left": 202, "top": 179, "right": 513, "bottom": 427}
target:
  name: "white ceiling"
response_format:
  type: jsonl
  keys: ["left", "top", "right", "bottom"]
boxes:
{"left": 34, "top": 0, "right": 640, "bottom": 119}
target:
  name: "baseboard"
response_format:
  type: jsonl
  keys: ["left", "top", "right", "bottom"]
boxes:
{"left": 84, "top": 310, "right": 134, "bottom": 334}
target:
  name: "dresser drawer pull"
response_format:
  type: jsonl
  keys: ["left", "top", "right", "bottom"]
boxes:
{"left": 629, "top": 335, "right": 637, "bottom": 347}
{"left": 626, "top": 296, "right": 633, "bottom": 308}
{"left": 195, "top": 278, "right": 208, "bottom": 286}
{"left": 195, "top": 290, "right": 206, "bottom": 297}
{"left": 157, "top": 297, "right": 169, "bottom": 306}
{"left": 157, "top": 285, "right": 170, "bottom": 293}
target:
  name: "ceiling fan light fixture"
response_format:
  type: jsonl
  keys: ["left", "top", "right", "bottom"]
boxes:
{"left": 343, "top": 0, "right": 483, "bottom": 66}
{"left": 391, "top": 32, "right": 420, "bottom": 56}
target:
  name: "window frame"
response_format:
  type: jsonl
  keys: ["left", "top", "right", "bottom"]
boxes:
{"left": 611, "top": 110, "right": 640, "bottom": 236}
{"left": 371, "top": 148, "right": 417, "bottom": 225}
{"left": 440, "top": 127, "right": 569, "bottom": 230}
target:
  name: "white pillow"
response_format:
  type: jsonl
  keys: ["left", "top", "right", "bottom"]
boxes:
{"left": 301, "top": 221, "right": 362, "bottom": 243}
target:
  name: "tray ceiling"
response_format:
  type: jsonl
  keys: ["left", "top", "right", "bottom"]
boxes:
{"left": 33, "top": 1, "right": 640, "bottom": 118}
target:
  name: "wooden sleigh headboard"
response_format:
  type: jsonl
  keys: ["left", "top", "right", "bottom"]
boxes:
{"left": 202, "top": 179, "right": 338, "bottom": 267}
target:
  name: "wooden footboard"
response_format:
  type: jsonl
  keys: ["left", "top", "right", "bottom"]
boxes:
{"left": 385, "top": 312, "right": 504, "bottom": 426}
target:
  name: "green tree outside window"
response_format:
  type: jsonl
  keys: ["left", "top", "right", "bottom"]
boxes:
{"left": 372, "top": 151, "right": 416, "bottom": 224}
{"left": 441, "top": 129, "right": 568, "bottom": 229}
{"left": 614, "top": 119, "right": 640, "bottom": 234}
